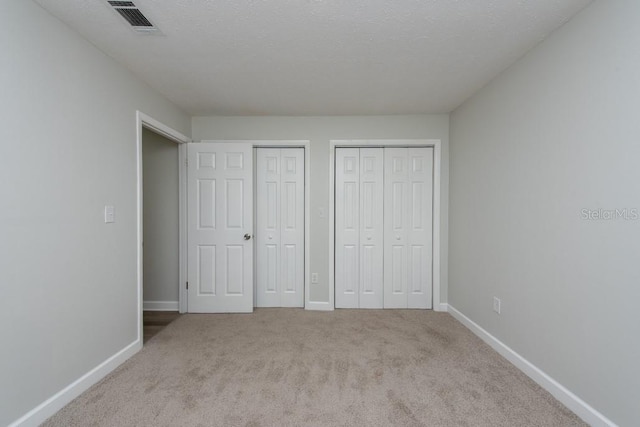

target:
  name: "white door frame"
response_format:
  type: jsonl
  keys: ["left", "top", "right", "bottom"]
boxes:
{"left": 136, "top": 112, "right": 190, "bottom": 344}
{"left": 199, "top": 140, "right": 311, "bottom": 309}
{"left": 329, "top": 139, "right": 444, "bottom": 311}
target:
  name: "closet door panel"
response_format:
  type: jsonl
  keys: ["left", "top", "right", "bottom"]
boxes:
{"left": 280, "top": 148, "right": 305, "bottom": 307}
{"left": 407, "top": 148, "right": 433, "bottom": 309}
{"left": 383, "top": 148, "right": 409, "bottom": 308}
{"left": 359, "top": 148, "right": 384, "bottom": 309}
{"left": 256, "top": 148, "right": 281, "bottom": 307}
{"left": 335, "top": 148, "right": 360, "bottom": 308}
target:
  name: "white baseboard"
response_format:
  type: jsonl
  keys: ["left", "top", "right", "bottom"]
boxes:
{"left": 434, "top": 302, "right": 449, "bottom": 312}
{"left": 143, "top": 300, "right": 179, "bottom": 311}
{"left": 304, "top": 302, "right": 446, "bottom": 312}
{"left": 305, "top": 301, "right": 334, "bottom": 311}
{"left": 8, "top": 339, "right": 142, "bottom": 427}
{"left": 446, "top": 304, "right": 616, "bottom": 427}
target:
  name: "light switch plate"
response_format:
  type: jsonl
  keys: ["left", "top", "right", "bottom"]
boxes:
{"left": 104, "top": 205, "right": 115, "bottom": 223}
{"left": 311, "top": 273, "right": 319, "bottom": 283}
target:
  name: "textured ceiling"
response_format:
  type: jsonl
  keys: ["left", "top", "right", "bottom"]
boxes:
{"left": 34, "top": 0, "right": 592, "bottom": 116}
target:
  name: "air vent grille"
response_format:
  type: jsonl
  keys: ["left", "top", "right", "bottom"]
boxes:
{"left": 115, "top": 8, "right": 153, "bottom": 27}
{"left": 107, "top": 0, "right": 159, "bottom": 33}
{"left": 108, "top": 1, "right": 135, "bottom": 7}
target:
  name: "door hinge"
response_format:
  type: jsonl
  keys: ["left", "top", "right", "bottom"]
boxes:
{"left": 186, "top": 281, "right": 189, "bottom": 290}
{"left": 185, "top": 158, "right": 189, "bottom": 167}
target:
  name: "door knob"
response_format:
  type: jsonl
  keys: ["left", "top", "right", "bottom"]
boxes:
{"left": 244, "top": 233, "right": 251, "bottom": 240}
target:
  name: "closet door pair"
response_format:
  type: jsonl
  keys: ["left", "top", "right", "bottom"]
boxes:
{"left": 335, "top": 147, "right": 433, "bottom": 309}
{"left": 256, "top": 148, "right": 304, "bottom": 308}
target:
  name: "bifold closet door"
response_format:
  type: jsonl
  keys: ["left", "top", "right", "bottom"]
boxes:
{"left": 256, "top": 148, "right": 304, "bottom": 307}
{"left": 335, "top": 148, "right": 384, "bottom": 308}
{"left": 383, "top": 147, "right": 433, "bottom": 309}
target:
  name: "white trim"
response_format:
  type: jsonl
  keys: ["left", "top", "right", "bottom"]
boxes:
{"left": 252, "top": 147, "right": 258, "bottom": 308}
{"left": 329, "top": 139, "right": 442, "bottom": 311}
{"left": 431, "top": 142, "right": 442, "bottom": 311}
{"left": 447, "top": 304, "right": 616, "bottom": 427}
{"left": 198, "top": 140, "right": 309, "bottom": 147}
{"left": 143, "top": 300, "right": 180, "bottom": 311}
{"left": 328, "top": 143, "right": 335, "bottom": 310}
{"left": 136, "top": 111, "right": 190, "bottom": 336}
{"left": 198, "top": 140, "right": 312, "bottom": 311}
{"left": 138, "top": 112, "right": 190, "bottom": 145}
{"left": 436, "top": 303, "right": 449, "bottom": 312}
{"left": 304, "top": 145, "right": 311, "bottom": 311}
{"left": 7, "top": 340, "right": 141, "bottom": 427}
{"left": 178, "top": 143, "right": 188, "bottom": 313}
{"left": 305, "top": 301, "right": 334, "bottom": 311}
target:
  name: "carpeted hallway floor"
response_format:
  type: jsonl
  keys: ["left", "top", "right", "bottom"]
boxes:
{"left": 43, "top": 309, "right": 586, "bottom": 426}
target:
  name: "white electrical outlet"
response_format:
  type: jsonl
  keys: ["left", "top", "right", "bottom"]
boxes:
{"left": 311, "top": 273, "right": 319, "bottom": 283}
{"left": 493, "top": 297, "right": 501, "bottom": 314}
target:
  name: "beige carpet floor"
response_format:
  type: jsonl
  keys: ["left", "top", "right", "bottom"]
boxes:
{"left": 43, "top": 309, "right": 586, "bottom": 427}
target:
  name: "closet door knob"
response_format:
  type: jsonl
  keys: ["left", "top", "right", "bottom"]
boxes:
{"left": 244, "top": 233, "right": 251, "bottom": 240}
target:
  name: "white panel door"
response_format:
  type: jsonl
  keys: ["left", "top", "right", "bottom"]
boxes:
{"left": 335, "top": 148, "right": 384, "bottom": 308}
{"left": 358, "top": 148, "right": 384, "bottom": 308}
{"left": 256, "top": 149, "right": 280, "bottom": 307}
{"left": 384, "top": 148, "right": 409, "bottom": 308}
{"left": 407, "top": 148, "right": 433, "bottom": 308}
{"left": 187, "top": 142, "right": 253, "bottom": 313}
{"left": 256, "top": 148, "right": 304, "bottom": 307}
{"left": 383, "top": 147, "right": 433, "bottom": 309}
{"left": 335, "top": 148, "right": 360, "bottom": 308}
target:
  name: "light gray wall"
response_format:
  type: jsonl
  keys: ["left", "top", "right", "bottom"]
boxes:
{"left": 0, "top": 1, "right": 190, "bottom": 425}
{"left": 449, "top": 1, "right": 640, "bottom": 425}
{"left": 192, "top": 115, "right": 449, "bottom": 304}
{"left": 142, "top": 129, "right": 180, "bottom": 304}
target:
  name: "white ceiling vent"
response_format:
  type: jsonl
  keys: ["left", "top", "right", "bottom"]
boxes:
{"left": 107, "top": 1, "right": 159, "bottom": 34}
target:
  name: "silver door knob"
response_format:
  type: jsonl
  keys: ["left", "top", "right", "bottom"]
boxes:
{"left": 244, "top": 233, "right": 251, "bottom": 240}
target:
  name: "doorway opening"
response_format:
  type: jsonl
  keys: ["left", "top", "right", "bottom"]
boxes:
{"left": 136, "top": 111, "right": 189, "bottom": 345}
{"left": 141, "top": 128, "right": 181, "bottom": 342}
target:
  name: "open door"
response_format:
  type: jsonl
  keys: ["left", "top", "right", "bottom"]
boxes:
{"left": 187, "top": 142, "right": 253, "bottom": 313}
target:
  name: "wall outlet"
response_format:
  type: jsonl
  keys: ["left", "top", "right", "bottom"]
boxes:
{"left": 493, "top": 297, "right": 501, "bottom": 314}
{"left": 311, "top": 273, "right": 319, "bottom": 283}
